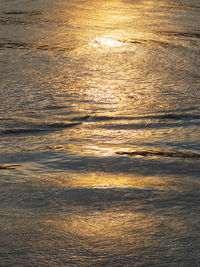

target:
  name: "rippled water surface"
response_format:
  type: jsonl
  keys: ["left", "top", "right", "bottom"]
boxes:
{"left": 0, "top": 0, "right": 200, "bottom": 266}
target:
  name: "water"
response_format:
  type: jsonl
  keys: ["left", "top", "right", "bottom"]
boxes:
{"left": 0, "top": 0, "right": 200, "bottom": 265}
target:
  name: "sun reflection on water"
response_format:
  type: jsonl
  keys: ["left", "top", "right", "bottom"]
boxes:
{"left": 91, "top": 36, "right": 127, "bottom": 48}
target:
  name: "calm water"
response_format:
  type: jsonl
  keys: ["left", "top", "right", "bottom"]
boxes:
{"left": 0, "top": 0, "right": 200, "bottom": 265}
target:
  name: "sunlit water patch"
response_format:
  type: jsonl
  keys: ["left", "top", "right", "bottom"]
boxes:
{"left": 0, "top": 0, "right": 200, "bottom": 265}
{"left": 91, "top": 36, "right": 127, "bottom": 48}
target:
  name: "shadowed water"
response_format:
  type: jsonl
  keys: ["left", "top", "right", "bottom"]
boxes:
{"left": 0, "top": 0, "right": 200, "bottom": 266}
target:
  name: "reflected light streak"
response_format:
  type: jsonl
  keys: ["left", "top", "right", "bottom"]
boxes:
{"left": 49, "top": 0, "right": 176, "bottom": 193}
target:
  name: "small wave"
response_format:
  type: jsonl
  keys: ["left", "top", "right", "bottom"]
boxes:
{"left": 0, "top": 128, "right": 47, "bottom": 135}
{"left": 0, "top": 18, "right": 34, "bottom": 25}
{"left": 148, "top": 114, "right": 200, "bottom": 120}
{"left": 117, "top": 150, "right": 200, "bottom": 159}
{"left": 0, "top": 41, "right": 74, "bottom": 52}
{"left": 45, "top": 122, "right": 81, "bottom": 128}
{"left": 129, "top": 39, "right": 179, "bottom": 49}
{"left": 0, "top": 122, "right": 80, "bottom": 136}
{"left": 162, "top": 3, "right": 200, "bottom": 10}
{"left": 43, "top": 105, "right": 70, "bottom": 110}
{"left": 91, "top": 113, "right": 200, "bottom": 130}
{"left": 88, "top": 113, "right": 200, "bottom": 122}
{"left": 158, "top": 114, "right": 200, "bottom": 120}
{"left": 161, "top": 31, "right": 200, "bottom": 39}
{"left": 0, "top": 164, "right": 20, "bottom": 170}
{"left": 98, "top": 122, "right": 184, "bottom": 130}
{"left": 0, "top": 10, "right": 42, "bottom": 26}
{"left": 3, "top": 11, "right": 42, "bottom": 16}
{"left": 99, "top": 123, "right": 157, "bottom": 130}
{"left": 70, "top": 115, "right": 90, "bottom": 122}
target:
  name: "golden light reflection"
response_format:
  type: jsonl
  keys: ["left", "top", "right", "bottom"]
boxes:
{"left": 91, "top": 36, "right": 127, "bottom": 48}
{"left": 66, "top": 172, "right": 168, "bottom": 189}
{"left": 33, "top": 0, "right": 184, "bottom": 194}
{"left": 51, "top": 0, "right": 169, "bottom": 117}
{"left": 30, "top": 169, "right": 170, "bottom": 191}
{"left": 42, "top": 208, "right": 186, "bottom": 262}
{"left": 44, "top": 210, "right": 148, "bottom": 243}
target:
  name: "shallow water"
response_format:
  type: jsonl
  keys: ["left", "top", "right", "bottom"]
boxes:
{"left": 0, "top": 0, "right": 200, "bottom": 266}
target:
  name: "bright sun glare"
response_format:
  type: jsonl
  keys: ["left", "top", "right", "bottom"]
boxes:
{"left": 92, "top": 36, "right": 126, "bottom": 47}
